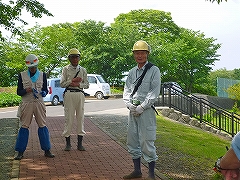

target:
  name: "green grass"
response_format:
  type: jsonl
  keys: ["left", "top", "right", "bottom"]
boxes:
{"left": 156, "top": 115, "right": 230, "bottom": 157}
{"left": 155, "top": 115, "right": 230, "bottom": 179}
{"left": 111, "top": 87, "right": 123, "bottom": 94}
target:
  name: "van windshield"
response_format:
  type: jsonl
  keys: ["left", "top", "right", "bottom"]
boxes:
{"left": 96, "top": 76, "right": 106, "bottom": 83}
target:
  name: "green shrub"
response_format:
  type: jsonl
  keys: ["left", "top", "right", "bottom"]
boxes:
{"left": 111, "top": 87, "right": 123, "bottom": 94}
{"left": 0, "top": 92, "right": 21, "bottom": 107}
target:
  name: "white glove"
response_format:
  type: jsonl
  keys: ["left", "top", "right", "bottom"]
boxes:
{"left": 126, "top": 103, "right": 137, "bottom": 115}
{"left": 127, "top": 103, "right": 137, "bottom": 111}
{"left": 135, "top": 105, "right": 144, "bottom": 115}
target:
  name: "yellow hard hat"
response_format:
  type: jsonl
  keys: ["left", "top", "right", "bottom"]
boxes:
{"left": 25, "top": 54, "right": 39, "bottom": 67}
{"left": 132, "top": 40, "right": 150, "bottom": 53}
{"left": 68, "top": 48, "right": 80, "bottom": 57}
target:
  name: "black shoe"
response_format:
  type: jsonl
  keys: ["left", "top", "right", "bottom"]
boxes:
{"left": 64, "top": 145, "right": 71, "bottom": 151}
{"left": 44, "top": 150, "right": 55, "bottom": 158}
{"left": 123, "top": 171, "right": 142, "bottom": 179}
{"left": 77, "top": 145, "right": 86, "bottom": 151}
{"left": 144, "top": 177, "right": 156, "bottom": 180}
{"left": 14, "top": 152, "right": 23, "bottom": 160}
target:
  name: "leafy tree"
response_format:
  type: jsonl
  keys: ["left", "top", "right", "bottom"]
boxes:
{"left": 0, "top": 35, "right": 27, "bottom": 86}
{"left": 150, "top": 28, "right": 220, "bottom": 93}
{"left": 73, "top": 20, "right": 116, "bottom": 83}
{"left": 207, "top": 0, "right": 227, "bottom": 4}
{"left": 209, "top": 68, "right": 235, "bottom": 88}
{"left": 0, "top": 23, "right": 77, "bottom": 86}
{"left": 226, "top": 83, "right": 240, "bottom": 104}
{"left": 0, "top": 9, "right": 222, "bottom": 93}
{"left": 114, "top": 9, "right": 180, "bottom": 37}
{"left": 0, "top": 0, "right": 53, "bottom": 40}
{"left": 110, "top": 9, "right": 180, "bottom": 84}
{"left": 176, "top": 29, "right": 220, "bottom": 92}
{"left": 208, "top": 68, "right": 240, "bottom": 96}
{"left": 233, "top": 68, "right": 240, "bottom": 80}
{"left": 35, "top": 23, "right": 77, "bottom": 77}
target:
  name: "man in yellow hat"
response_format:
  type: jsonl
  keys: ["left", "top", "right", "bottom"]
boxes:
{"left": 123, "top": 40, "right": 161, "bottom": 180}
{"left": 60, "top": 48, "right": 89, "bottom": 151}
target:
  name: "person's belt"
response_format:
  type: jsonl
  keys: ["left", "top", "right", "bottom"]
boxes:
{"left": 66, "top": 88, "right": 84, "bottom": 93}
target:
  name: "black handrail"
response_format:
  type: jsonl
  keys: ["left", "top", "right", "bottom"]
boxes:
{"left": 157, "top": 82, "right": 240, "bottom": 137}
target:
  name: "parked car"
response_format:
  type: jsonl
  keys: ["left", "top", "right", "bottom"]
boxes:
{"left": 44, "top": 74, "right": 110, "bottom": 105}
{"left": 84, "top": 74, "right": 111, "bottom": 99}
{"left": 44, "top": 78, "right": 64, "bottom": 106}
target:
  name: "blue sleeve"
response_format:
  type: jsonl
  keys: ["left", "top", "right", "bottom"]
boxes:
{"left": 17, "top": 73, "right": 27, "bottom": 96}
{"left": 41, "top": 73, "right": 48, "bottom": 94}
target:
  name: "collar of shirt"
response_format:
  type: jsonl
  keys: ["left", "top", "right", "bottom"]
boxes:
{"left": 136, "top": 61, "right": 148, "bottom": 78}
{"left": 69, "top": 64, "right": 80, "bottom": 71}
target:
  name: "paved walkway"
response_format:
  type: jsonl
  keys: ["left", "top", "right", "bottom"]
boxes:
{"left": 11, "top": 116, "right": 161, "bottom": 180}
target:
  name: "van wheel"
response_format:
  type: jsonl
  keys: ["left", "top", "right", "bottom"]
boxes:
{"left": 95, "top": 92, "right": 103, "bottom": 99}
{"left": 52, "top": 96, "right": 59, "bottom": 106}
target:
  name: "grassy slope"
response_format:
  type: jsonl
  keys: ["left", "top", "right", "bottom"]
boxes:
{"left": 155, "top": 115, "right": 230, "bottom": 179}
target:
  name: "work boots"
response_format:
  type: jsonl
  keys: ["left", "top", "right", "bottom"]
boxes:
{"left": 77, "top": 135, "right": 85, "bottom": 151}
{"left": 146, "top": 161, "right": 156, "bottom": 180}
{"left": 14, "top": 152, "right": 24, "bottom": 160}
{"left": 44, "top": 150, "right": 55, "bottom": 158}
{"left": 123, "top": 158, "right": 142, "bottom": 179}
{"left": 64, "top": 136, "right": 71, "bottom": 151}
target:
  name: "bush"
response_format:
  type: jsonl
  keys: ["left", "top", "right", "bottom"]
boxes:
{"left": 0, "top": 92, "right": 21, "bottom": 107}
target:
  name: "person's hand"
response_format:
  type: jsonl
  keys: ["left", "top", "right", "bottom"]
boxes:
{"left": 220, "top": 169, "right": 240, "bottom": 180}
{"left": 25, "top": 87, "right": 32, "bottom": 93}
{"left": 126, "top": 103, "right": 137, "bottom": 115}
{"left": 70, "top": 82, "right": 80, "bottom": 87}
{"left": 132, "top": 105, "right": 144, "bottom": 117}
{"left": 135, "top": 105, "right": 144, "bottom": 115}
{"left": 128, "top": 104, "right": 137, "bottom": 111}
{"left": 40, "top": 91, "right": 47, "bottom": 97}
{"left": 72, "top": 77, "right": 82, "bottom": 83}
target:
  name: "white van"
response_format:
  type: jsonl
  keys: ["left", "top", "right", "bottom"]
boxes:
{"left": 84, "top": 74, "right": 111, "bottom": 99}
{"left": 44, "top": 74, "right": 110, "bottom": 105}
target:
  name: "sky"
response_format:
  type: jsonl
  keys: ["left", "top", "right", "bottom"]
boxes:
{"left": 8, "top": 0, "right": 240, "bottom": 70}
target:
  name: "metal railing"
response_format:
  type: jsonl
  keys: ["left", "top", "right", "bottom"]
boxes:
{"left": 156, "top": 82, "right": 240, "bottom": 137}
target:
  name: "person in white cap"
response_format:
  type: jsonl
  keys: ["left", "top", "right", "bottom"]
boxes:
{"left": 60, "top": 48, "right": 89, "bottom": 151}
{"left": 14, "top": 54, "right": 55, "bottom": 160}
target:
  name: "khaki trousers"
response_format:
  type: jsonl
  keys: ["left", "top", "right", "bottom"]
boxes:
{"left": 62, "top": 91, "right": 85, "bottom": 137}
{"left": 19, "top": 100, "right": 46, "bottom": 128}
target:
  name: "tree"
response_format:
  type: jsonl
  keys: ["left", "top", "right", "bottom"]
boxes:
{"left": 226, "top": 83, "right": 240, "bottom": 105}
{"left": 149, "top": 28, "right": 221, "bottom": 93}
{"left": 0, "top": 9, "right": 222, "bottom": 92}
{"left": 206, "top": 0, "right": 227, "bottom": 4}
{"left": 233, "top": 69, "right": 240, "bottom": 80}
{"left": 0, "top": 0, "right": 53, "bottom": 40}
{"left": 175, "top": 29, "right": 220, "bottom": 92}
{"left": 207, "top": 68, "right": 240, "bottom": 96}
{"left": 110, "top": 9, "right": 181, "bottom": 84}
{"left": 1, "top": 23, "right": 77, "bottom": 80}
{"left": 209, "top": 68, "right": 235, "bottom": 87}
{"left": 0, "top": 38, "right": 26, "bottom": 86}
{"left": 72, "top": 20, "right": 116, "bottom": 83}
{"left": 36, "top": 23, "right": 77, "bottom": 77}
{"left": 113, "top": 9, "right": 180, "bottom": 37}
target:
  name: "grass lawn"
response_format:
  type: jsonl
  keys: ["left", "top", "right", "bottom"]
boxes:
{"left": 155, "top": 115, "right": 230, "bottom": 180}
